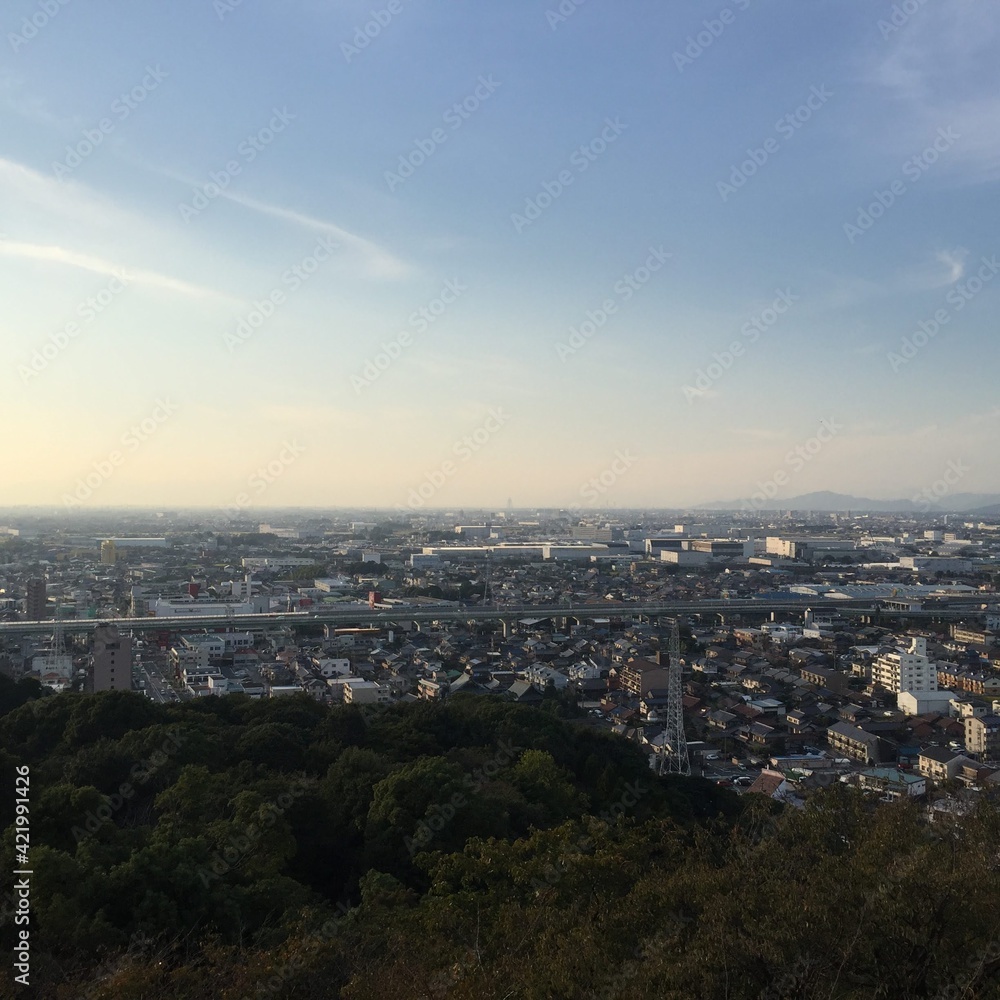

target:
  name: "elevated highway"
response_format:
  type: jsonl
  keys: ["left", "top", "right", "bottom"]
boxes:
{"left": 0, "top": 597, "right": 985, "bottom": 637}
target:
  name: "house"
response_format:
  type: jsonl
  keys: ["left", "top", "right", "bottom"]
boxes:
{"left": 799, "top": 664, "right": 849, "bottom": 696}
{"left": 746, "top": 769, "right": 793, "bottom": 801}
{"left": 827, "top": 721, "right": 883, "bottom": 764}
{"left": 505, "top": 680, "right": 544, "bottom": 704}
{"left": 917, "top": 746, "right": 968, "bottom": 783}
{"left": 856, "top": 767, "right": 926, "bottom": 800}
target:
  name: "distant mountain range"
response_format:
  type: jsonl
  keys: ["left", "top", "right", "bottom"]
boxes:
{"left": 695, "top": 490, "right": 1000, "bottom": 514}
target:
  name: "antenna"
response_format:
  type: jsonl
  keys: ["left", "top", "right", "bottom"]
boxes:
{"left": 53, "top": 602, "right": 65, "bottom": 657}
{"left": 658, "top": 618, "right": 690, "bottom": 777}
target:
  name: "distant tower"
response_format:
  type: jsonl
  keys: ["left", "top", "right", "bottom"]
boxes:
{"left": 53, "top": 602, "right": 66, "bottom": 658}
{"left": 25, "top": 578, "right": 47, "bottom": 620}
{"left": 483, "top": 550, "right": 493, "bottom": 607}
{"left": 91, "top": 624, "right": 133, "bottom": 692}
{"left": 101, "top": 540, "right": 118, "bottom": 566}
{"left": 659, "top": 619, "right": 690, "bottom": 777}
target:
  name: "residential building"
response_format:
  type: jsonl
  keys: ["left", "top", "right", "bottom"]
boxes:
{"left": 620, "top": 658, "right": 671, "bottom": 697}
{"left": 917, "top": 747, "right": 968, "bottom": 783}
{"left": 951, "top": 625, "right": 995, "bottom": 648}
{"left": 827, "top": 722, "right": 883, "bottom": 764}
{"left": 344, "top": 679, "right": 392, "bottom": 705}
{"left": 25, "top": 578, "right": 47, "bottom": 620}
{"left": 92, "top": 624, "right": 132, "bottom": 692}
{"left": 856, "top": 768, "right": 926, "bottom": 800}
{"left": 965, "top": 715, "right": 1000, "bottom": 760}
{"left": 872, "top": 637, "right": 938, "bottom": 694}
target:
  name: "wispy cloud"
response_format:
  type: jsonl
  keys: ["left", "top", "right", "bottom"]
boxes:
{"left": 219, "top": 189, "right": 412, "bottom": 280}
{"left": 150, "top": 160, "right": 412, "bottom": 280}
{"left": 870, "top": 0, "right": 1000, "bottom": 181}
{"left": 896, "top": 247, "right": 969, "bottom": 291}
{"left": 0, "top": 240, "right": 234, "bottom": 300}
{"left": 0, "top": 72, "right": 82, "bottom": 132}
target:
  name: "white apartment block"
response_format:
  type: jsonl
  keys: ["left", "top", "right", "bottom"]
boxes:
{"left": 343, "top": 680, "right": 392, "bottom": 705}
{"left": 872, "top": 637, "right": 939, "bottom": 694}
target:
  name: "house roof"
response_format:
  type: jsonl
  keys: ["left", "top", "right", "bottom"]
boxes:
{"left": 828, "top": 721, "right": 879, "bottom": 745}
{"left": 919, "top": 746, "right": 961, "bottom": 764}
{"left": 747, "top": 771, "right": 786, "bottom": 796}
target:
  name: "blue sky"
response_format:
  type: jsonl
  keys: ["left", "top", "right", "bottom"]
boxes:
{"left": 2, "top": 0, "right": 998, "bottom": 512}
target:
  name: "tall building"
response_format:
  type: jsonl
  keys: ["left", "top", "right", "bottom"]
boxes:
{"left": 92, "top": 625, "right": 133, "bottom": 692}
{"left": 872, "top": 637, "right": 938, "bottom": 695}
{"left": 25, "top": 578, "right": 47, "bottom": 620}
{"left": 100, "top": 540, "right": 119, "bottom": 565}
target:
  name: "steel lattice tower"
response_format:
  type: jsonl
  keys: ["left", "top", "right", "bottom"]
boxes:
{"left": 658, "top": 619, "right": 690, "bottom": 777}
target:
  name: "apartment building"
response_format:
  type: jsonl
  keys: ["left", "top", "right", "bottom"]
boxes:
{"left": 965, "top": 716, "right": 1000, "bottom": 760}
{"left": 872, "top": 637, "right": 938, "bottom": 694}
{"left": 92, "top": 624, "right": 132, "bottom": 692}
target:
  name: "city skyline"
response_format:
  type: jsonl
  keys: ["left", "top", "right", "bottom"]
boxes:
{"left": 3, "top": 0, "right": 998, "bottom": 509}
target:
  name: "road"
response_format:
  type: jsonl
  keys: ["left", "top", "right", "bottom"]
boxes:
{"left": 0, "top": 597, "right": 987, "bottom": 637}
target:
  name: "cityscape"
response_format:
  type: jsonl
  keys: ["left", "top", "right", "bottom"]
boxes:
{"left": 6, "top": 504, "right": 1000, "bottom": 798}
{"left": 4, "top": 0, "right": 1000, "bottom": 995}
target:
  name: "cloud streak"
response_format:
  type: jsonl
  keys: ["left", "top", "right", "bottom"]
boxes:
{"left": 0, "top": 240, "right": 235, "bottom": 301}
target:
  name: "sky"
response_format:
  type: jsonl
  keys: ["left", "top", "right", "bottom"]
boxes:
{"left": 1, "top": 0, "right": 998, "bottom": 514}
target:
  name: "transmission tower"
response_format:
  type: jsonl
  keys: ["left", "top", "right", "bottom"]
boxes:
{"left": 483, "top": 550, "right": 493, "bottom": 607}
{"left": 658, "top": 619, "right": 690, "bottom": 777}
{"left": 52, "top": 602, "right": 65, "bottom": 657}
